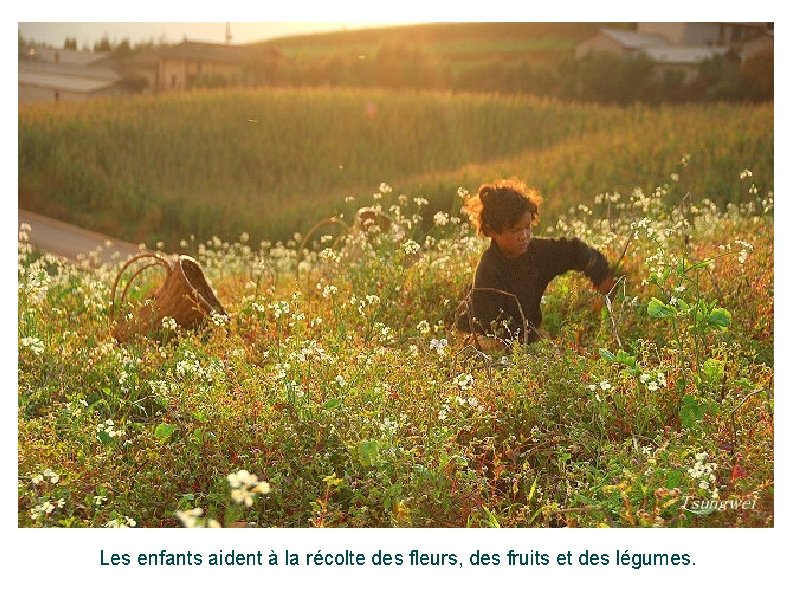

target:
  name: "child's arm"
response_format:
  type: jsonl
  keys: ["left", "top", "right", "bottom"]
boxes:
{"left": 538, "top": 237, "right": 611, "bottom": 290}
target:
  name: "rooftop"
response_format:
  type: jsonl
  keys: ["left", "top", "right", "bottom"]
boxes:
{"left": 601, "top": 29, "right": 671, "bottom": 49}
{"left": 18, "top": 61, "right": 120, "bottom": 93}
{"left": 643, "top": 46, "right": 731, "bottom": 64}
{"left": 20, "top": 46, "right": 111, "bottom": 66}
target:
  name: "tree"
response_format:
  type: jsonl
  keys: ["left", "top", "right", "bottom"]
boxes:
{"left": 114, "top": 38, "right": 131, "bottom": 56}
{"left": 742, "top": 49, "right": 773, "bottom": 100}
{"left": 94, "top": 35, "right": 111, "bottom": 52}
{"left": 558, "top": 51, "right": 656, "bottom": 104}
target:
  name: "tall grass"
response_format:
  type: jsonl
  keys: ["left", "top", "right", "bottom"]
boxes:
{"left": 19, "top": 88, "right": 772, "bottom": 249}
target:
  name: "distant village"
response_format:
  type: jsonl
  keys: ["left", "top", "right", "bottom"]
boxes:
{"left": 18, "top": 35, "right": 281, "bottom": 104}
{"left": 18, "top": 22, "right": 773, "bottom": 104}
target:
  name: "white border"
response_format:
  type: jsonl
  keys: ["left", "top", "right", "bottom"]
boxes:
{"left": 8, "top": 2, "right": 789, "bottom": 592}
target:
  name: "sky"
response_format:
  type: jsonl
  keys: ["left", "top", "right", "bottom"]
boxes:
{"left": 17, "top": 22, "right": 425, "bottom": 48}
{"left": 16, "top": 2, "right": 784, "bottom": 48}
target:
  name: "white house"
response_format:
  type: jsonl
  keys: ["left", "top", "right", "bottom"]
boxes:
{"left": 574, "top": 23, "right": 773, "bottom": 84}
{"left": 636, "top": 22, "right": 768, "bottom": 48}
{"left": 574, "top": 29, "right": 671, "bottom": 59}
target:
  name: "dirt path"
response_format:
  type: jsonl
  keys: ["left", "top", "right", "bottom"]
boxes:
{"left": 18, "top": 209, "right": 140, "bottom": 264}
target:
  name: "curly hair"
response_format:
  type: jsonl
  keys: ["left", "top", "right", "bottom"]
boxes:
{"left": 462, "top": 178, "right": 542, "bottom": 237}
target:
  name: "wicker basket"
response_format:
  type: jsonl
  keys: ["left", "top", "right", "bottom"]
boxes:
{"left": 111, "top": 253, "right": 226, "bottom": 342}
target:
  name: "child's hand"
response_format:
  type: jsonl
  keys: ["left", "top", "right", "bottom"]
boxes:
{"left": 595, "top": 274, "right": 616, "bottom": 295}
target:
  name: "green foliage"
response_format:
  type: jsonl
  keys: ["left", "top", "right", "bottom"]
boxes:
{"left": 154, "top": 423, "right": 177, "bottom": 443}
{"left": 19, "top": 90, "right": 773, "bottom": 251}
{"left": 647, "top": 298, "right": 676, "bottom": 319}
{"left": 18, "top": 169, "right": 773, "bottom": 528}
{"left": 257, "top": 23, "right": 770, "bottom": 103}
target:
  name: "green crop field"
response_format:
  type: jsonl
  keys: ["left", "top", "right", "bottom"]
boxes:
{"left": 19, "top": 88, "right": 772, "bottom": 250}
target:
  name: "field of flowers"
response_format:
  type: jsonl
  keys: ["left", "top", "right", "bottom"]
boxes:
{"left": 18, "top": 168, "right": 773, "bottom": 528}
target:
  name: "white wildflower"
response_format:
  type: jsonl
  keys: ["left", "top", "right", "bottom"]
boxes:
{"left": 176, "top": 507, "right": 205, "bottom": 528}
{"left": 210, "top": 311, "right": 229, "bottom": 327}
{"left": 20, "top": 336, "right": 45, "bottom": 355}
{"left": 104, "top": 516, "right": 136, "bottom": 528}
{"left": 433, "top": 211, "right": 450, "bottom": 226}
{"left": 227, "top": 469, "right": 271, "bottom": 507}
{"left": 161, "top": 316, "right": 178, "bottom": 331}
{"left": 429, "top": 338, "right": 448, "bottom": 357}
{"left": 402, "top": 240, "right": 420, "bottom": 255}
{"left": 455, "top": 373, "right": 474, "bottom": 391}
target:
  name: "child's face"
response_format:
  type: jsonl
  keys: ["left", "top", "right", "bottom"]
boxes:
{"left": 488, "top": 211, "right": 533, "bottom": 259}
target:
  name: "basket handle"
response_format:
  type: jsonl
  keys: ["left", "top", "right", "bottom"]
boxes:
{"left": 110, "top": 253, "right": 172, "bottom": 323}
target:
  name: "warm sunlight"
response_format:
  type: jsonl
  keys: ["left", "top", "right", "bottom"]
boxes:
{"left": 14, "top": 13, "right": 780, "bottom": 594}
{"left": 18, "top": 22, "right": 426, "bottom": 47}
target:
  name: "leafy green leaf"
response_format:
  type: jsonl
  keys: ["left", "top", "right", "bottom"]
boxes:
{"left": 154, "top": 423, "right": 177, "bottom": 442}
{"left": 679, "top": 395, "right": 712, "bottom": 430}
{"left": 616, "top": 350, "right": 637, "bottom": 368}
{"left": 323, "top": 473, "right": 344, "bottom": 487}
{"left": 601, "top": 348, "right": 636, "bottom": 369}
{"left": 599, "top": 348, "right": 616, "bottom": 362}
{"left": 88, "top": 398, "right": 108, "bottom": 414}
{"left": 323, "top": 398, "right": 343, "bottom": 411}
{"left": 701, "top": 358, "right": 725, "bottom": 384}
{"left": 647, "top": 297, "right": 676, "bottom": 318}
{"left": 693, "top": 259, "right": 713, "bottom": 270}
{"left": 357, "top": 439, "right": 381, "bottom": 467}
{"left": 528, "top": 475, "right": 538, "bottom": 502}
{"left": 664, "top": 469, "right": 684, "bottom": 489}
{"left": 707, "top": 307, "right": 731, "bottom": 329}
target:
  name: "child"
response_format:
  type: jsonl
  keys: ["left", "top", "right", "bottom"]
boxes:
{"left": 457, "top": 178, "right": 614, "bottom": 347}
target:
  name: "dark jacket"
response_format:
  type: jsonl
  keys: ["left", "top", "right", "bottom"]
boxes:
{"left": 456, "top": 236, "right": 609, "bottom": 343}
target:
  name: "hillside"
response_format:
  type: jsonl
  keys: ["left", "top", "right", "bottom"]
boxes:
{"left": 252, "top": 22, "right": 629, "bottom": 95}
{"left": 19, "top": 88, "right": 773, "bottom": 249}
{"left": 262, "top": 22, "right": 625, "bottom": 62}
{"left": 248, "top": 22, "right": 770, "bottom": 102}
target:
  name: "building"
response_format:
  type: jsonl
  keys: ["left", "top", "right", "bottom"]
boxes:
{"left": 124, "top": 40, "right": 279, "bottom": 93}
{"left": 574, "top": 29, "right": 671, "bottom": 60}
{"left": 18, "top": 40, "right": 281, "bottom": 104}
{"left": 574, "top": 23, "right": 773, "bottom": 84}
{"left": 636, "top": 22, "right": 769, "bottom": 48}
{"left": 19, "top": 46, "right": 123, "bottom": 104}
{"left": 641, "top": 47, "right": 730, "bottom": 84}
